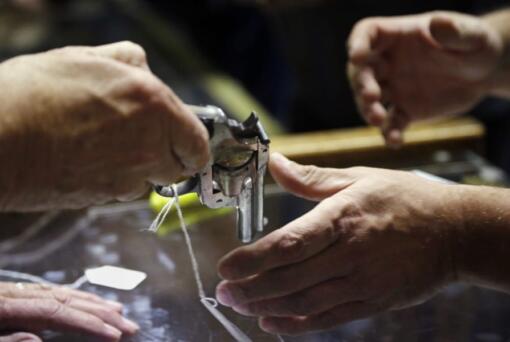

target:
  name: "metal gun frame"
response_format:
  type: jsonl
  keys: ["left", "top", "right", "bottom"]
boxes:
{"left": 155, "top": 105, "right": 270, "bottom": 243}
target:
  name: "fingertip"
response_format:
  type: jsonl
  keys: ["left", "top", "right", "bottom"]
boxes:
{"left": 429, "top": 13, "right": 482, "bottom": 52}
{"left": 348, "top": 45, "right": 364, "bottom": 64}
{"left": 385, "top": 129, "right": 403, "bottom": 149}
{"left": 169, "top": 102, "right": 211, "bottom": 176}
{"left": 268, "top": 152, "right": 298, "bottom": 186}
{"left": 102, "top": 323, "right": 122, "bottom": 341}
{"left": 270, "top": 152, "right": 288, "bottom": 165}
{"left": 121, "top": 317, "right": 140, "bottom": 335}
{"left": 215, "top": 281, "right": 236, "bottom": 307}
{"left": 367, "top": 102, "right": 387, "bottom": 126}
{"left": 259, "top": 317, "right": 278, "bottom": 334}
{"left": 358, "top": 68, "right": 381, "bottom": 102}
{"left": 348, "top": 39, "right": 371, "bottom": 65}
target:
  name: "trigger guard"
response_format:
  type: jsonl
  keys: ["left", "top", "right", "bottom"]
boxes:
{"left": 154, "top": 177, "right": 199, "bottom": 197}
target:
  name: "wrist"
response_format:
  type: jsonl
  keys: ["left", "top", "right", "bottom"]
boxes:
{"left": 448, "top": 184, "right": 510, "bottom": 291}
{"left": 443, "top": 184, "right": 474, "bottom": 284}
{"left": 434, "top": 183, "right": 470, "bottom": 285}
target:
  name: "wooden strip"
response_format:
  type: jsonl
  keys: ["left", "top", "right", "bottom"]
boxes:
{"left": 271, "top": 118, "right": 484, "bottom": 161}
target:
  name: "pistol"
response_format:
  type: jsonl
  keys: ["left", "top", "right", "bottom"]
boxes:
{"left": 155, "top": 105, "right": 270, "bottom": 243}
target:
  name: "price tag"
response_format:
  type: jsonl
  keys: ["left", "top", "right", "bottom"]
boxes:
{"left": 85, "top": 266, "right": 146, "bottom": 291}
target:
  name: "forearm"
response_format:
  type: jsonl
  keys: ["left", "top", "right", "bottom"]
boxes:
{"left": 482, "top": 8, "right": 510, "bottom": 97}
{"left": 453, "top": 184, "right": 510, "bottom": 292}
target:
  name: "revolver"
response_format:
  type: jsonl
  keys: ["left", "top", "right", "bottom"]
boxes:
{"left": 155, "top": 105, "right": 270, "bottom": 243}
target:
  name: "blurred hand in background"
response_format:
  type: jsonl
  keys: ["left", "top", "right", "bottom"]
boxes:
{"left": 347, "top": 11, "right": 503, "bottom": 147}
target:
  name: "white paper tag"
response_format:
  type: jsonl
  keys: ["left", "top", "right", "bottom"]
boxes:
{"left": 85, "top": 266, "right": 147, "bottom": 291}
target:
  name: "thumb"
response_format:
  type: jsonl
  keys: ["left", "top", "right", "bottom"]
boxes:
{"left": 430, "top": 13, "right": 488, "bottom": 52}
{"left": 269, "top": 153, "right": 356, "bottom": 201}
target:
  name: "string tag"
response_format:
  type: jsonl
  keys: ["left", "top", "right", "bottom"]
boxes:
{"left": 169, "top": 184, "right": 253, "bottom": 342}
{"left": 85, "top": 266, "right": 147, "bottom": 291}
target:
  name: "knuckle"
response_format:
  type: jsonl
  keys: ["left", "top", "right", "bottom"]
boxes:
{"left": 41, "top": 299, "right": 64, "bottom": 319}
{"left": 430, "top": 10, "right": 450, "bottom": 18}
{"left": 52, "top": 291, "right": 72, "bottom": 306}
{"left": 125, "top": 72, "right": 162, "bottom": 98}
{"left": 120, "top": 41, "right": 146, "bottom": 55}
{"left": 119, "top": 41, "right": 148, "bottom": 64}
{"left": 355, "top": 17, "right": 375, "bottom": 30}
{"left": 300, "top": 164, "right": 322, "bottom": 187}
{"left": 275, "top": 233, "right": 306, "bottom": 263}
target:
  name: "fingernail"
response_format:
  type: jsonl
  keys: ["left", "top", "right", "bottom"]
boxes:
{"left": 121, "top": 317, "right": 140, "bottom": 334}
{"left": 107, "top": 300, "right": 124, "bottom": 311}
{"left": 103, "top": 323, "right": 122, "bottom": 340}
{"left": 387, "top": 130, "right": 403, "bottom": 149}
{"left": 216, "top": 283, "right": 236, "bottom": 307}
{"left": 233, "top": 304, "right": 251, "bottom": 316}
{"left": 259, "top": 318, "right": 277, "bottom": 334}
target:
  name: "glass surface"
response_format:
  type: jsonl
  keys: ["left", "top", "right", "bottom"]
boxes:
{"left": 1, "top": 190, "right": 510, "bottom": 341}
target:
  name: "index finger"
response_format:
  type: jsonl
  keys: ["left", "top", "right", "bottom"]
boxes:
{"left": 218, "top": 194, "right": 351, "bottom": 281}
{"left": 347, "top": 18, "right": 381, "bottom": 64}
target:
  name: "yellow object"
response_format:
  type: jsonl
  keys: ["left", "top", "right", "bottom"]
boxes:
{"left": 149, "top": 191, "right": 233, "bottom": 236}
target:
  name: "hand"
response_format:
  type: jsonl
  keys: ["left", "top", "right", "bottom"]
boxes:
{"left": 0, "top": 282, "right": 139, "bottom": 341}
{"left": 0, "top": 41, "right": 209, "bottom": 211}
{"left": 347, "top": 11, "right": 503, "bottom": 147}
{"left": 216, "top": 153, "right": 463, "bottom": 335}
